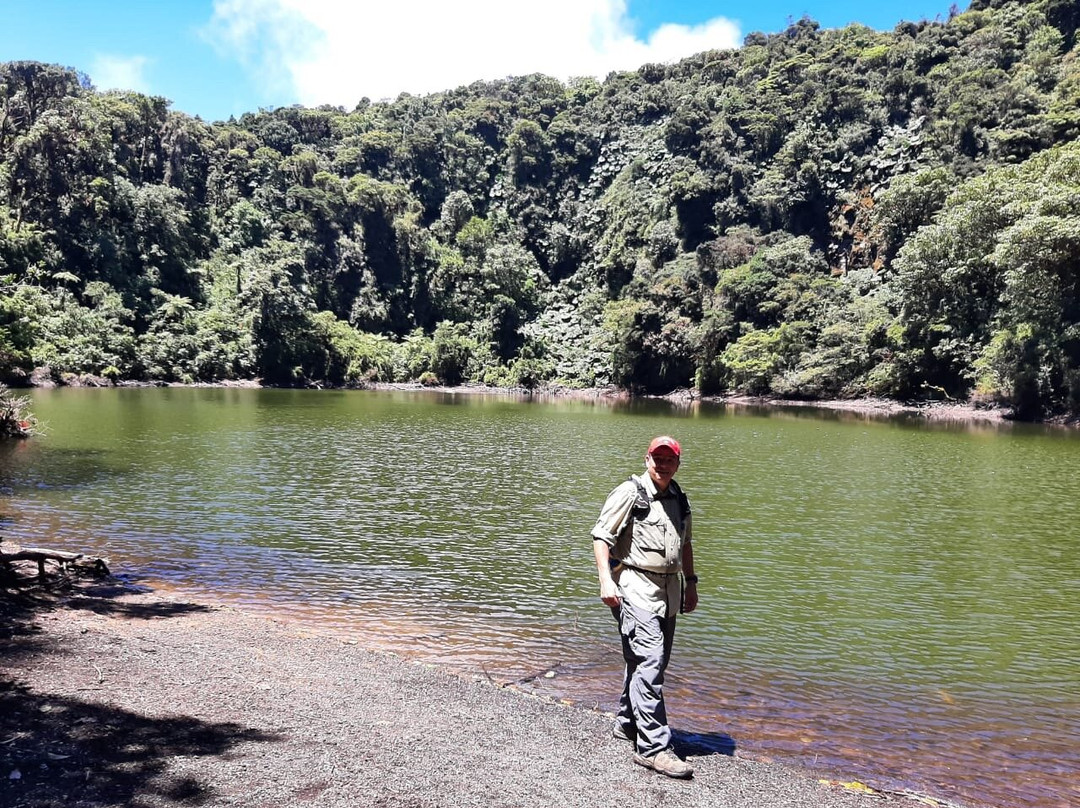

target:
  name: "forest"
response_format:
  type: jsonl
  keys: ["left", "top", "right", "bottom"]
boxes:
{"left": 1, "top": 0, "right": 1079, "bottom": 417}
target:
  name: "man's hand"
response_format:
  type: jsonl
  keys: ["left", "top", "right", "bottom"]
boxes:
{"left": 681, "top": 543, "right": 697, "bottom": 614}
{"left": 682, "top": 582, "right": 698, "bottom": 614}
{"left": 593, "top": 539, "right": 621, "bottom": 607}
{"left": 599, "top": 577, "right": 621, "bottom": 607}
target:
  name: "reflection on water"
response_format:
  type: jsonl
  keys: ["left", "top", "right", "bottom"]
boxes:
{"left": 2, "top": 388, "right": 1078, "bottom": 808}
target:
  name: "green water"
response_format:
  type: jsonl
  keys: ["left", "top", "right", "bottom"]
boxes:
{"left": 2, "top": 388, "right": 1078, "bottom": 808}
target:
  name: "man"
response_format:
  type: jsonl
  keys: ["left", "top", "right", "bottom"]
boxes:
{"left": 591, "top": 435, "right": 698, "bottom": 779}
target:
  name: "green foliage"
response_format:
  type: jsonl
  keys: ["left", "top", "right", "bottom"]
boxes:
{"left": 393, "top": 329, "right": 433, "bottom": 381}
{"left": 507, "top": 353, "right": 554, "bottom": 389}
{"left": 520, "top": 288, "right": 609, "bottom": 387}
{"left": 234, "top": 241, "right": 320, "bottom": 385}
{"left": 773, "top": 288, "right": 898, "bottom": 398}
{"left": 507, "top": 119, "right": 551, "bottom": 185}
{"left": 309, "top": 311, "right": 395, "bottom": 385}
{"left": 0, "top": 280, "right": 39, "bottom": 381}
{"left": 715, "top": 236, "right": 834, "bottom": 328}
{"left": 720, "top": 322, "right": 813, "bottom": 395}
{"left": 30, "top": 284, "right": 136, "bottom": 376}
{"left": 430, "top": 321, "right": 482, "bottom": 385}
{"left": 873, "top": 167, "right": 955, "bottom": 259}
{"left": 602, "top": 286, "right": 696, "bottom": 394}
{"left": 2, "top": 0, "right": 1080, "bottom": 417}
{"left": 138, "top": 292, "right": 199, "bottom": 382}
{"left": 894, "top": 139, "right": 1080, "bottom": 413}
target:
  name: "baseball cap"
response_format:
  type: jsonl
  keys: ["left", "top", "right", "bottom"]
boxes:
{"left": 647, "top": 436, "right": 681, "bottom": 457}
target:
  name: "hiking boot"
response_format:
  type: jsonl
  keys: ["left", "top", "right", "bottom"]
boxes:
{"left": 633, "top": 748, "right": 694, "bottom": 779}
{"left": 612, "top": 723, "right": 635, "bottom": 743}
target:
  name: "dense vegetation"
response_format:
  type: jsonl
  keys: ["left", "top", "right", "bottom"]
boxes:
{"left": 2, "top": 0, "right": 1079, "bottom": 417}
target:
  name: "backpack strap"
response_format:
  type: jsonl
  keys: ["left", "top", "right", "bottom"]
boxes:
{"left": 630, "top": 476, "right": 651, "bottom": 512}
{"left": 631, "top": 476, "right": 690, "bottom": 520}
{"left": 671, "top": 479, "right": 691, "bottom": 519}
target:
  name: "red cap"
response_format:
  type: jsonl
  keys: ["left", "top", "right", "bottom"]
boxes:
{"left": 647, "top": 436, "right": 681, "bottom": 457}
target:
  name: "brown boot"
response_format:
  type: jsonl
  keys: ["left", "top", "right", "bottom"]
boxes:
{"left": 633, "top": 748, "right": 694, "bottom": 779}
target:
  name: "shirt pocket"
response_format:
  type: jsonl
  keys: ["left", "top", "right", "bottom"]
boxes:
{"left": 632, "top": 511, "right": 669, "bottom": 557}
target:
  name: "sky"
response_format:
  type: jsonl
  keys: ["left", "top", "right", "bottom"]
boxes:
{"left": 1, "top": 1, "right": 959, "bottom": 122}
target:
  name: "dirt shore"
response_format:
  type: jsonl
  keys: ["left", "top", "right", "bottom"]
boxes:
{"left": 0, "top": 571, "right": 944, "bottom": 808}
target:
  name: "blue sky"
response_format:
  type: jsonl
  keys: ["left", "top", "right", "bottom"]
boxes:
{"left": 1, "top": 1, "right": 957, "bottom": 122}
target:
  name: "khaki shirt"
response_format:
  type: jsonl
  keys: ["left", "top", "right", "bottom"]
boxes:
{"left": 591, "top": 473, "right": 692, "bottom": 617}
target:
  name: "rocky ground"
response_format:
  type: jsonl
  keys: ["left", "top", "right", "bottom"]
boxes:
{"left": 0, "top": 566, "right": 943, "bottom": 808}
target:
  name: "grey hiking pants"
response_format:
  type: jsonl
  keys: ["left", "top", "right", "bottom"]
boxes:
{"left": 611, "top": 599, "right": 677, "bottom": 757}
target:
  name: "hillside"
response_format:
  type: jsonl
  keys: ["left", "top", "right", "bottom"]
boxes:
{"left": 2, "top": 0, "right": 1079, "bottom": 417}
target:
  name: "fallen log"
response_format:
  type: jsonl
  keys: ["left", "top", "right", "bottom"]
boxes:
{"left": 0, "top": 544, "right": 110, "bottom": 578}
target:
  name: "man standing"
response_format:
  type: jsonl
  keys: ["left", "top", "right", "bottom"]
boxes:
{"left": 591, "top": 435, "right": 698, "bottom": 779}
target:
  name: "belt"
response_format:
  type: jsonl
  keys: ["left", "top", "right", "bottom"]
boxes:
{"left": 610, "top": 559, "right": 679, "bottom": 577}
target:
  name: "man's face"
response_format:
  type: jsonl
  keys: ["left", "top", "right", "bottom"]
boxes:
{"left": 645, "top": 446, "right": 680, "bottom": 489}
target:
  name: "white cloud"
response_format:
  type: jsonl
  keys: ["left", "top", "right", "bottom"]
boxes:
{"left": 206, "top": 0, "right": 741, "bottom": 108}
{"left": 90, "top": 54, "right": 152, "bottom": 94}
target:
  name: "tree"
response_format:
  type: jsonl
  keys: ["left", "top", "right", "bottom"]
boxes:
{"left": 31, "top": 283, "right": 136, "bottom": 377}
{"left": 235, "top": 241, "right": 319, "bottom": 385}
{"left": 0, "top": 281, "right": 40, "bottom": 381}
{"left": 895, "top": 140, "right": 1080, "bottom": 412}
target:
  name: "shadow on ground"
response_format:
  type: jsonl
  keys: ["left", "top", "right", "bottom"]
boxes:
{"left": 0, "top": 567, "right": 214, "bottom": 664}
{"left": 0, "top": 681, "right": 281, "bottom": 807}
{"left": 673, "top": 727, "right": 737, "bottom": 757}
{"left": 63, "top": 584, "right": 216, "bottom": 620}
{"left": 1, "top": 570, "right": 277, "bottom": 806}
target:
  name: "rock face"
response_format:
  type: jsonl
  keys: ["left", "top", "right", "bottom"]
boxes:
{"left": 28, "top": 367, "right": 55, "bottom": 388}
{"left": 26, "top": 368, "right": 114, "bottom": 388}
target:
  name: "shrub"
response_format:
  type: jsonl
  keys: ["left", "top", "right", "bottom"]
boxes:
{"left": 0, "top": 384, "right": 35, "bottom": 438}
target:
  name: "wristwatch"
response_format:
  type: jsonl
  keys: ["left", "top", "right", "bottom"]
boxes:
{"left": 685, "top": 575, "right": 699, "bottom": 584}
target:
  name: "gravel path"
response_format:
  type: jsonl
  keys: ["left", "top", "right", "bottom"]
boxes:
{"left": 1, "top": 579, "right": 927, "bottom": 808}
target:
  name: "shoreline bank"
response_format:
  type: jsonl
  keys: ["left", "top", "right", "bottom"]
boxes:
{"left": 0, "top": 572, "right": 957, "bottom": 808}
{"left": 23, "top": 373, "right": 1063, "bottom": 428}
